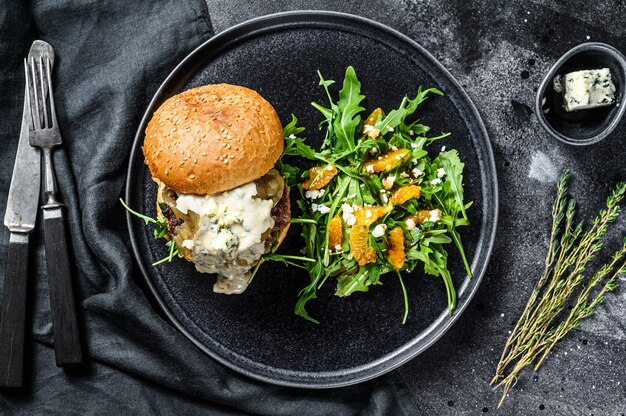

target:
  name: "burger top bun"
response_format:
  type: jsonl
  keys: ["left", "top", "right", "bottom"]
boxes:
{"left": 142, "top": 84, "right": 284, "bottom": 195}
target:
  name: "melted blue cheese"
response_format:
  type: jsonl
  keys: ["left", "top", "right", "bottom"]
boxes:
{"left": 175, "top": 182, "right": 275, "bottom": 294}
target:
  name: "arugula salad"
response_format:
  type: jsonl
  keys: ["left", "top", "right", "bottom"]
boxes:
{"left": 274, "top": 66, "right": 472, "bottom": 324}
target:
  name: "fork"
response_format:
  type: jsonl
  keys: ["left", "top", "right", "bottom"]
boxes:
{"left": 25, "top": 47, "right": 83, "bottom": 366}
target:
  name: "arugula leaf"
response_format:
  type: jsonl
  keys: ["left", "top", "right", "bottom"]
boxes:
{"left": 120, "top": 198, "right": 182, "bottom": 266}
{"left": 396, "top": 271, "right": 409, "bottom": 325}
{"left": 422, "top": 234, "right": 453, "bottom": 245}
{"left": 330, "top": 66, "right": 365, "bottom": 152}
{"left": 281, "top": 116, "right": 316, "bottom": 160}
{"left": 407, "top": 243, "right": 456, "bottom": 314}
{"left": 152, "top": 240, "right": 180, "bottom": 266}
{"left": 376, "top": 87, "right": 443, "bottom": 133}
{"left": 433, "top": 150, "right": 472, "bottom": 277}
{"left": 295, "top": 261, "right": 324, "bottom": 324}
{"left": 317, "top": 70, "right": 336, "bottom": 105}
{"left": 283, "top": 114, "right": 305, "bottom": 137}
{"left": 120, "top": 198, "right": 160, "bottom": 225}
{"left": 335, "top": 267, "right": 370, "bottom": 296}
{"left": 277, "top": 163, "right": 301, "bottom": 188}
{"left": 407, "top": 123, "right": 431, "bottom": 136}
{"left": 438, "top": 150, "right": 467, "bottom": 220}
{"left": 276, "top": 116, "right": 313, "bottom": 187}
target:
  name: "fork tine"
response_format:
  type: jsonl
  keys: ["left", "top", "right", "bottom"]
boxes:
{"left": 45, "top": 56, "right": 56, "bottom": 128}
{"left": 38, "top": 56, "right": 49, "bottom": 129}
{"left": 29, "top": 57, "right": 40, "bottom": 130}
{"left": 23, "top": 58, "right": 33, "bottom": 130}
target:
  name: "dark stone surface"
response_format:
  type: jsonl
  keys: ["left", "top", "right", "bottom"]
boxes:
{"left": 205, "top": 1, "right": 626, "bottom": 414}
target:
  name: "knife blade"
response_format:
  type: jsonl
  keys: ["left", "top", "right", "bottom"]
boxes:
{"left": 0, "top": 40, "right": 53, "bottom": 388}
{"left": 3, "top": 51, "right": 46, "bottom": 233}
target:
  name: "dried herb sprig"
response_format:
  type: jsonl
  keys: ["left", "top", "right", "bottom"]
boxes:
{"left": 493, "top": 172, "right": 572, "bottom": 380}
{"left": 492, "top": 173, "right": 626, "bottom": 408}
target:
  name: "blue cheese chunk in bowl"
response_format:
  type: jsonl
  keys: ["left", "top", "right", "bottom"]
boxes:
{"left": 553, "top": 68, "right": 616, "bottom": 112}
{"left": 536, "top": 42, "right": 626, "bottom": 145}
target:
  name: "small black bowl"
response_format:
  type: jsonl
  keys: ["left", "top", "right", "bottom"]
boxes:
{"left": 536, "top": 42, "right": 626, "bottom": 146}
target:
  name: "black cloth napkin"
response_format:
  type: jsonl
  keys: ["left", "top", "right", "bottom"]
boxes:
{"left": 0, "top": 1, "right": 418, "bottom": 414}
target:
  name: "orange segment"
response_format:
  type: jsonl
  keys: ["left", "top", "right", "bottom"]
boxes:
{"left": 302, "top": 164, "right": 338, "bottom": 190}
{"left": 362, "top": 108, "right": 385, "bottom": 139}
{"left": 391, "top": 185, "right": 422, "bottom": 205}
{"left": 328, "top": 214, "right": 343, "bottom": 251}
{"left": 387, "top": 227, "right": 406, "bottom": 270}
{"left": 364, "top": 149, "right": 410, "bottom": 173}
{"left": 349, "top": 224, "right": 377, "bottom": 266}
{"left": 364, "top": 107, "right": 384, "bottom": 128}
{"left": 353, "top": 205, "right": 393, "bottom": 227}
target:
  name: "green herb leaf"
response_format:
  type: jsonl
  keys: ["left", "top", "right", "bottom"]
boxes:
{"left": 438, "top": 150, "right": 467, "bottom": 221}
{"left": 331, "top": 66, "right": 365, "bottom": 152}
{"left": 335, "top": 267, "right": 370, "bottom": 296}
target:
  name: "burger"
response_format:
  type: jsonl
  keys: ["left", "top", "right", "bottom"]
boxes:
{"left": 142, "top": 84, "right": 291, "bottom": 294}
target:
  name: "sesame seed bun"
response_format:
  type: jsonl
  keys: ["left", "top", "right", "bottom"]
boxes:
{"left": 142, "top": 84, "right": 284, "bottom": 195}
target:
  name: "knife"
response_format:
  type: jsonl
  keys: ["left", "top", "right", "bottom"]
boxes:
{"left": 0, "top": 41, "right": 49, "bottom": 388}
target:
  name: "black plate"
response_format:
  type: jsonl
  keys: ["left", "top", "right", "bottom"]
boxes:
{"left": 125, "top": 11, "right": 498, "bottom": 388}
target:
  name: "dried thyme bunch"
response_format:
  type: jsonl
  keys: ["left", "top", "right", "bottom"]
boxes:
{"left": 492, "top": 171, "right": 626, "bottom": 407}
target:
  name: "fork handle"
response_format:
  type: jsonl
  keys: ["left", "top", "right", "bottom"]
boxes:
{"left": 42, "top": 204, "right": 82, "bottom": 366}
{"left": 0, "top": 233, "right": 29, "bottom": 388}
{"left": 42, "top": 147, "right": 59, "bottom": 205}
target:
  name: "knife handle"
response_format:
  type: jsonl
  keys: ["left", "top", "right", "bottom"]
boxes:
{"left": 42, "top": 204, "right": 82, "bottom": 366}
{"left": 0, "top": 232, "right": 29, "bottom": 388}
